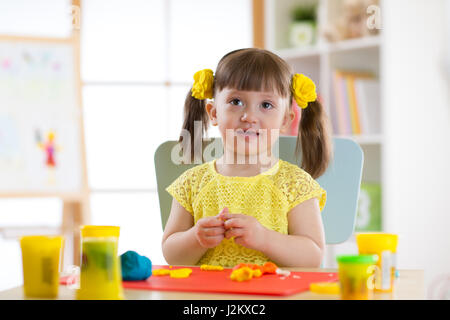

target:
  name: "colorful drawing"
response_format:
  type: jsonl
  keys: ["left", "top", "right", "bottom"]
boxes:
{"left": 36, "top": 129, "right": 60, "bottom": 168}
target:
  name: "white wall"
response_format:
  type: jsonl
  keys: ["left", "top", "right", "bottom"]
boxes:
{"left": 382, "top": 0, "right": 450, "bottom": 295}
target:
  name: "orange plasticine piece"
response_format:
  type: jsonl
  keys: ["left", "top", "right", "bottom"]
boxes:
{"left": 262, "top": 262, "right": 278, "bottom": 274}
{"left": 232, "top": 262, "right": 278, "bottom": 275}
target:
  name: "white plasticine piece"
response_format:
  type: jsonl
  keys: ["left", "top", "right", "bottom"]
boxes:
{"left": 293, "top": 275, "right": 300, "bottom": 279}
{"left": 276, "top": 268, "right": 291, "bottom": 277}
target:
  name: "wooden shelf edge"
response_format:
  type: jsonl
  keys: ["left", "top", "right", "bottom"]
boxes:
{"left": 275, "top": 45, "right": 322, "bottom": 60}
{"left": 334, "top": 134, "right": 384, "bottom": 145}
{"left": 274, "top": 35, "right": 381, "bottom": 60}
{"left": 326, "top": 35, "right": 381, "bottom": 53}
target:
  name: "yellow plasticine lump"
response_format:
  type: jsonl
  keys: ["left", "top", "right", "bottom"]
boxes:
{"left": 200, "top": 264, "right": 224, "bottom": 271}
{"left": 152, "top": 268, "right": 193, "bottom": 278}
{"left": 169, "top": 268, "right": 193, "bottom": 279}
{"left": 310, "top": 282, "right": 340, "bottom": 295}
{"left": 152, "top": 269, "right": 171, "bottom": 276}
{"left": 252, "top": 269, "right": 262, "bottom": 278}
{"left": 230, "top": 267, "right": 260, "bottom": 282}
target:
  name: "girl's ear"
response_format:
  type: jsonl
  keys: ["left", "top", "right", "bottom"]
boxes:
{"left": 205, "top": 102, "right": 218, "bottom": 126}
{"left": 281, "top": 108, "right": 296, "bottom": 130}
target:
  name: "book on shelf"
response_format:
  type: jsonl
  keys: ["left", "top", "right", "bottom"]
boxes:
{"left": 355, "top": 182, "right": 382, "bottom": 232}
{"left": 332, "top": 71, "right": 350, "bottom": 135}
{"left": 331, "top": 70, "right": 380, "bottom": 136}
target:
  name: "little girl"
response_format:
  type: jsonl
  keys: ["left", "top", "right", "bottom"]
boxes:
{"left": 162, "top": 48, "right": 332, "bottom": 268}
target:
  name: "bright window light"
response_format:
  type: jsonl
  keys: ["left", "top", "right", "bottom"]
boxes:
{"left": 0, "top": 0, "right": 72, "bottom": 38}
{"left": 81, "top": 0, "right": 166, "bottom": 82}
{"left": 83, "top": 85, "right": 168, "bottom": 189}
{"left": 169, "top": 0, "right": 252, "bottom": 82}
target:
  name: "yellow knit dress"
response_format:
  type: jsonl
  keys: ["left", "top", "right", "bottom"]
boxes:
{"left": 166, "top": 158, "right": 326, "bottom": 267}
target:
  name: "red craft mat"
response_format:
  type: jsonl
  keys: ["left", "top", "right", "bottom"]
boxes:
{"left": 121, "top": 265, "right": 338, "bottom": 297}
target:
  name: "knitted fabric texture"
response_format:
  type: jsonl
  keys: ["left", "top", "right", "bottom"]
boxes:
{"left": 166, "top": 159, "right": 326, "bottom": 267}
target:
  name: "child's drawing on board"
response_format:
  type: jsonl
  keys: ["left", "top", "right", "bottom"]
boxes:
{"left": 36, "top": 129, "right": 60, "bottom": 184}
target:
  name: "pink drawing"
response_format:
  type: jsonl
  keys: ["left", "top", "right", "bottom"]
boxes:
{"left": 1, "top": 59, "right": 11, "bottom": 69}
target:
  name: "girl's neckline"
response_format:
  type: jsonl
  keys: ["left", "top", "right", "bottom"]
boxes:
{"left": 210, "top": 158, "right": 281, "bottom": 180}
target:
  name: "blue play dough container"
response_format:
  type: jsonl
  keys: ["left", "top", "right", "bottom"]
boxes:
{"left": 120, "top": 251, "right": 152, "bottom": 281}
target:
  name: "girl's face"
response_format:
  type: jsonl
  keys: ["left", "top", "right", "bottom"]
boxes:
{"left": 206, "top": 87, "right": 294, "bottom": 161}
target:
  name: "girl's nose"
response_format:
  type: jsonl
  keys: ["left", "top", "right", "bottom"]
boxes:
{"left": 241, "top": 110, "right": 257, "bottom": 123}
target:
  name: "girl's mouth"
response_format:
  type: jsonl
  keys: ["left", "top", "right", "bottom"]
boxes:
{"left": 236, "top": 128, "right": 259, "bottom": 136}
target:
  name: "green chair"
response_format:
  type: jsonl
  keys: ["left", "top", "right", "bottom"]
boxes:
{"left": 154, "top": 136, "right": 364, "bottom": 244}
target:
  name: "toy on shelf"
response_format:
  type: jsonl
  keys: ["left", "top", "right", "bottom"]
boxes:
{"left": 289, "top": 1, "right": 318, "bottom": 47}
{"left": 323, "top": 0, "right": 380, "bottom": 42}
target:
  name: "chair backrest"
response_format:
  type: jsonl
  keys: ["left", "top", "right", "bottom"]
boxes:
{"left": 154, "top": 136, "right": 364, "bottom": 244}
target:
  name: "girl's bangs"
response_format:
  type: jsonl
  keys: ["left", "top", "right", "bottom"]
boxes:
{"left": 214, "top": 50, "right": 292, "bottom": 98}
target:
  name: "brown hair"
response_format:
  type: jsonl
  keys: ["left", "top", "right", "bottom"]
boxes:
{"left": 179, "top": 48, "right": 332, "bottom": 178}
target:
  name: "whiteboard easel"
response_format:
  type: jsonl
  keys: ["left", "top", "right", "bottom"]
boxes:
{"left": 0, "top": 34, "right": 89, "bottom": 267}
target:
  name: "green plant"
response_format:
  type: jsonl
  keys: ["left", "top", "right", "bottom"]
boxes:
{"left": 291, "top": 3, "right": 317, "bottom": 22}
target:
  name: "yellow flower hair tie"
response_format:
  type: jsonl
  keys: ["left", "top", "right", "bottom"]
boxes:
{"left": 292, "top": 73, "right": 317, "bottom": 109}
{"left": 191, "top": 69, "right": 214, "bottom": 100}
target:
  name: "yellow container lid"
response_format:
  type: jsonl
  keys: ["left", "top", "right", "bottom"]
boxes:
{"left": 20, "top": 235, "right": 64, "bottom": 247}
{"left": 80, "top": 225, "right": 120, "bottom": 238}
{"left": 356, "top": 233, "right": 398, "bottom": 253}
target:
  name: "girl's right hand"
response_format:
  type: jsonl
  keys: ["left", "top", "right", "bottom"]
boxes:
{"left": 194, "top": 207, "right": 228, "bottom": 248}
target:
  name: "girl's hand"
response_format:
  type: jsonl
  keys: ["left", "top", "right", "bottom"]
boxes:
{"left": 194, "top": 207, "right": 228, "bottom": 248}
{"left": 220, "top": 212, "right": 268, "bottom": 251}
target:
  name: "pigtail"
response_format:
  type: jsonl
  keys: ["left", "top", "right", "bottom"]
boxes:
{"left": 179, "top": 90, "right": 209, "bottom": 163}
{"left": 295, "top": 99, "right": 333, "bottom": 179}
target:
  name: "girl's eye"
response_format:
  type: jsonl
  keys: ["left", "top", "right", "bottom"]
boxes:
{"left": 261, "top": 102, "right": 274, "bottom": 110}
{"left": 230, "top": 98, "right": 243, "bottom": 106}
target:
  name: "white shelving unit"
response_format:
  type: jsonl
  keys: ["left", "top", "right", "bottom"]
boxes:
{"left": 265, "top": 0, "right": 383, "bottom": 267}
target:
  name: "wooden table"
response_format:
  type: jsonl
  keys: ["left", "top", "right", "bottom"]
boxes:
{"left": 0, "top": 269, "right": 425, "bottom": 300}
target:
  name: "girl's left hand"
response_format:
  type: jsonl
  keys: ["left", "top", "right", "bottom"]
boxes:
{"left": 218, "top": 212, "right": 267, "bottom": 251}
